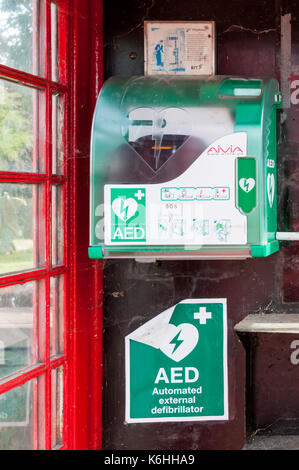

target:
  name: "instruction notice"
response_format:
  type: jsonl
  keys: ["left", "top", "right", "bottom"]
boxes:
{"left": 125, "top": 299, "right": 228, "bottom": 423}
{"left": 104, "top": 132, "right": 248, "bottom": 247}
{"left": 144, "top": 21, "right": 215, "bottom": 75}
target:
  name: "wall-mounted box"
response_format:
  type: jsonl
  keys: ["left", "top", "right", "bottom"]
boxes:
{"left": 89, "top": 76, "right": 281, "bottom": 260}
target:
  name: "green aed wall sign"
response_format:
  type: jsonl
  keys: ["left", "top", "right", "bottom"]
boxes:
{"left": 125, "top": 299, "right": 228, "bottom": 423}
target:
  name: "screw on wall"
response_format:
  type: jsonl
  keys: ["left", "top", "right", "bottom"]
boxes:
{"left": 129, "top": 52, "right": 137, "bottom": 60}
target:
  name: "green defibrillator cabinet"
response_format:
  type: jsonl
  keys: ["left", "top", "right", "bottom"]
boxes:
{"left": 89, "top": 76, "right": 281, "bottom": 260}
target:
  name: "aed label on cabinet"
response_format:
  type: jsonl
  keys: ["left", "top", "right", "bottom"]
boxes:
{"left": 125, "top": 299, "right": 228, "bottom": 423}
{"left": 110, "top": 187, "right": 147, "bottom": 242}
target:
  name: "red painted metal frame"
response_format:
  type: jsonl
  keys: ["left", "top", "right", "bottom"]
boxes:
{"left": 68, "top": 0, "right": 103, "bottom": 450}
{"left": 0, "top": 0, "right": 68, "bottom": 450}
{"left": 0, "top": 0, "right": 103, "bottom": 450}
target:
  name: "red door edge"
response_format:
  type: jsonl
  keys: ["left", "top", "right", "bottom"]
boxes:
{"left": 67, "top": 0, "right": 103, "bottom": 450}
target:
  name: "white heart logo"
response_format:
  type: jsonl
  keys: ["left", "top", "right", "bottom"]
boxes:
{"left": 112, "top": 197, "right": 138, "bottom": 222}
{"left": 267, "top": 173, "right": 275, "bottom": 208}
{"left": 239, "top": 178, "right": 255, "bottom": 193}
{"left": 160, "top": 323, "right": 199, "bottom": 363}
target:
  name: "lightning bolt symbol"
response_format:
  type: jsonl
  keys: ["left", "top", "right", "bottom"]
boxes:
{"left": 120, "top": 204, "right": 129, "bottom": 221}
{"left": 169, "top": 330, "right": 184, "bottom": 354}
{"left": 244, "top": 179, "right": 250, "bottom": 192}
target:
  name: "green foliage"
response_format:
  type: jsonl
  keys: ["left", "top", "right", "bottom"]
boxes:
{"left": 0, "top": 248, "right": 33, "bottom": 273}
{"left": 0, "top": 0, "right": 33, "bottom": 72}
{"left": 0, "top": 0, "right": 34, "bottom": 171}
{"left": 0, "top": 0, "right": 35, "bottom": 450}
{"left": 0, "top": 379, "right": 32, "bottom": 450}
{"left": 0, "top": 83, "right": 33, "bottom": 171}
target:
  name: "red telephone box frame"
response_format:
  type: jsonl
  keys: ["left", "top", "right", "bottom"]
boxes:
{"left": 0, "top": 0, "right": 103, "bottom": 450}
{"left": 61, "top": 0, "right": 103, "bottom": 450}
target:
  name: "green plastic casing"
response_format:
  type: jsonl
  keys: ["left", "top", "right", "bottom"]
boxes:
{"left": 89, "top": 76, "right": 281, "bottom": 260}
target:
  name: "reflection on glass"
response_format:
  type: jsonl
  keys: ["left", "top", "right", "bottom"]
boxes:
{"left": 50, "top": 276, "right": 64, "bottom": 357}
{"left": 52, "top": 94, "right": 64, "bottom": 174}
{"left": 0, "top": 79, "right": 45, "bottom": 173}
{"left": 52, "top": 185, "right": 63, "bottom": 266}
{"left": 125, "top": 107, "right": 190, "bottom": 171}
{"left": 51, "top": 366, "right": 63, "bottom": 448}
{"left": 51, "top": 2, "right": 59, "bottom": 82}
{"left": 0, "top": 281, "right": 44, "bottom": 380}
{"left": 0, "top": 381, "right": 32, "bottom": 449}
{"left": 0, "top": 376, "right": 44, "bottom": 450}
{"left": 0, "top": 184, "right": 45, "bottom": 276}
{"left": 0, "top": 0, "right": 43, "bottom": 76}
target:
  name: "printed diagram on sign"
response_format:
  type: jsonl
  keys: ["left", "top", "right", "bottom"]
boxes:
{"left": 144, "top": 22, "right": 215, "bottom": 75}
{"left": 158, "top": 203, "right": 186, "bottom": 239}
{"left": 158, "top": 216, "right": 209, "bottom": 238}
{"left": 214, "top": 219, "right": 231, "bottom": 242}
{"left": 125, "top": 299, "right": 228, "bottom": 423}
{"left": 158, "top": 216, "right": 184, "bottom": 238}
{"left": 172, "top": 218, "right": 185, "bottom": 237}
{"left": 104, "top": 132, "right": 248, "bottom": 247}
{"left": 192, "top": 219, "right": 209, "bottom": 236}
{"left": 151, "top": 29, "right": 185, "bottom": 72}
{"left": 154, "top": 40, "right": 164, "bottom": 67}
{"left": 161, "top": 187, "right": 230, "bottom": 201}
{"left": 158, "top": 202, "right": 205, "bottom": 240}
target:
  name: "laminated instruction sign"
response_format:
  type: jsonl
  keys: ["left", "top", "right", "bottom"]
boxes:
{"left": 125, "top": 299, "right": 228, "bottom": 423}
{"left": 104, "top": 133, "right": 248, "bottom": 247}
{"left": 144, "top": 21, "right": 215, "bottom": 76}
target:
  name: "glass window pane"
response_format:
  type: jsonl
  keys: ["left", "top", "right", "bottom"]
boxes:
{"left": 0, "top": 0, "right": 45, "bottom": 76}
{"left": 0, "top": 184, "right": 46, "bottom": 276}
{"left": 51, "top": 2, "right": 58, "bottom": 82}
{"left": 52, "top": 94, "right": 64, "bottom": 174}
{"left": 50, "top": 276, "right": 64, "bottom": 357}
{"left": 0, "top": 280, "right": 45, "bottom": 380}
{"left": 0, "top": 376, "right": 45, "bottom": 450}
{"left": 51, "top": 366, "right": 63, "bottom": 448}
{"left": 0, "top": 79, "right": 45, "bottom": 173}
{"left": 52, "top": 185, "right": 63, "bottom": 266}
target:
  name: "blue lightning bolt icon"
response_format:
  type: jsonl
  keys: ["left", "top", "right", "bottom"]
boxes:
{"left": 169, "top": 330, "right": 184, "bottom": 354}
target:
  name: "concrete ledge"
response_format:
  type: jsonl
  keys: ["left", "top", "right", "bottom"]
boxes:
{"left": 234, "top": 314, "right": 299, "bottom": 334}
{"left": 243, "top": 435, "right": 299, "bottom": 450}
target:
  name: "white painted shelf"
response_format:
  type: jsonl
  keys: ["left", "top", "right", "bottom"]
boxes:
{"left": 234, "top": 314, "right": 299, "bottom": 334}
